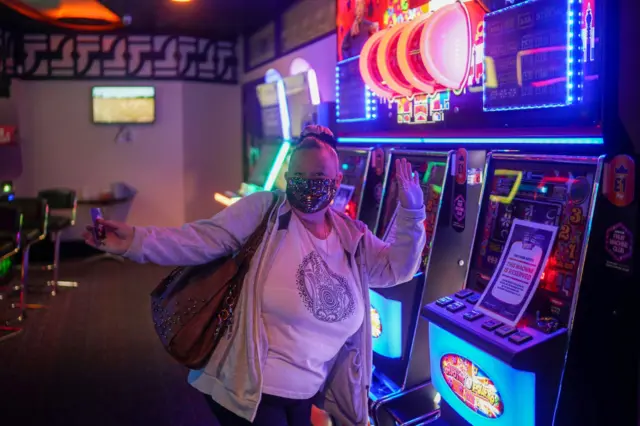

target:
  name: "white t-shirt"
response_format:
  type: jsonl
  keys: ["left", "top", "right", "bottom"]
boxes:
{"left": 261, "top": 213, "right": 365, "bottom": 399}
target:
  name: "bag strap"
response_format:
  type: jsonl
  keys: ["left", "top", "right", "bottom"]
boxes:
{"left": 235, "top": 192, "right": 279, "bottom": 264}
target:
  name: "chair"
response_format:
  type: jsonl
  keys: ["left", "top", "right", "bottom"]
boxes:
{"left": 37, "top": 189, "right": 79, "bottom": 294}
{"left": 9, "top": 198, "right": 49, "bottom": 307}
{"left": 0, "top": 204, "right": 24, "bottom": 342}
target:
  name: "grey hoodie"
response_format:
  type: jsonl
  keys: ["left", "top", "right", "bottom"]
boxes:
{"left": 124, "top": 190, "right": 426, "bottom": 425}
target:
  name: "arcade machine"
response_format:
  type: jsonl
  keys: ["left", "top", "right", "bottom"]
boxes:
{"left": 215, "top": 79, "right": 291, "bottom": 206}
{"left": 270, "top": 69, "right": 326, "bottom": 193}
{"left": 417, "top": 0, "right": 637, "bottom": 425}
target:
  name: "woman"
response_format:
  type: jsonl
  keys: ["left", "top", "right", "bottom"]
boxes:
{"left": 84, "top": 125, "right": 426, "bottom": 426}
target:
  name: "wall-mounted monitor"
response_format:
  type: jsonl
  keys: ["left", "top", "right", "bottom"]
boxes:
{"left": 92, "top": 86, "right": 156, "bottom": 124}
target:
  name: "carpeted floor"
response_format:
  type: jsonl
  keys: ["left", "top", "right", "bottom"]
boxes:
{"left": 0, "top": 260, "right": 216, "bottom": 426}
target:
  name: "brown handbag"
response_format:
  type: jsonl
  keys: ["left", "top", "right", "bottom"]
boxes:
{"left": 150, "top": 193, "right": 278, "bottom": 369}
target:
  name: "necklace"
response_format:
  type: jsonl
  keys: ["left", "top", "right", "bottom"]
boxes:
{"left": 297, "top": 214, "right": 330, "bottom": 259}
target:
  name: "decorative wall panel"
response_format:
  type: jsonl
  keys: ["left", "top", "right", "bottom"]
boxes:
{"left": 1, "top": 30, "right": 238, "bottom": 83}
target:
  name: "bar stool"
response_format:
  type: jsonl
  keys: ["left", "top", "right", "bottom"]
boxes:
{"left": 0, "top": 203, "right": 23, "bottom": 342}
{"left": 37, "top": 189, "right": 78, "bottom": 295}
{"left": 9, "top": 197, "right": 49, "bottom": 309}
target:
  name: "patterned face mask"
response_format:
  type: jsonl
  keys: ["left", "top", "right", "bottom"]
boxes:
{"left": 286, "top": 177, "right": 338, "bottom": 214}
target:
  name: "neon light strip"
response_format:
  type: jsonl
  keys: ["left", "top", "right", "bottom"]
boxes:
{"left": 307, "top": 69, "right": 321, "bottom": 105}
{"left": 276, "top": 80, "right": 291, "bottom": 140}
{"left": 264, "top": 142, "right": 292, "bottom": 191}
{"left": 489, "top": 169, "right": 523, "bottom": 204}
{"left": 214, "top": 193, "right": 236, "bottom": 206}
{"left": 338, "top": 137, "right": 604, "bottom": 145}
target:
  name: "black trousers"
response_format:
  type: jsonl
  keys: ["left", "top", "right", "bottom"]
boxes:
{"left": 204, "top": 393, "right": 313, "bottom": 426}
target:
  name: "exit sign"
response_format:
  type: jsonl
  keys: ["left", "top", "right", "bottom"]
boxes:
{"left": 0, "top": 126, "right": 17, "bottom": 144}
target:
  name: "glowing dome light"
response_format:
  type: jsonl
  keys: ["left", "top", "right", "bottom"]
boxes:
{"left": 359, "top": 30, "right": 397, "bottom": 99}
{"left": 397, "top": 12, "right": 442, "bottom": 95}
{"left": 420, "top": 1, "right": 485, "bottom": 91}
{"left": 377, "top": 22, "right": 414, "bottom": 98}
{"left": 289, "top": 58, "right": 311, "bottom": 76}
{"left": 264, "top": 68, "right": 283, "bottom": 84}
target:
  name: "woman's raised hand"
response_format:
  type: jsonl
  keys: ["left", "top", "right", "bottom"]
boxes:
{"left": 395, "top": 158, "right": 424, "bottom": 210}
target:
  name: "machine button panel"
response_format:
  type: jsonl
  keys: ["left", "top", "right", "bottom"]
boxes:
{"left": 446, "top": 302, "right": 465, "bottom": 313}
{"left": 436, "top": 296, "right": 454, "bottom": 307}
{"left": 509, "top": 332, "right": 533, "bottom": 345}
{"left": 466, "top": 294, "right": 480, "bottom": 305}
{"left": 463, "top": 310, "right": 484, "bottom": 322}
{"left": 495, "top": 325, "right": 517, "bottom": 338}
{"left": 455, "top": 289, "right": 474, "bottom": 299}
{"left": 481, "top": 319, "right": 503, "bottom": 331}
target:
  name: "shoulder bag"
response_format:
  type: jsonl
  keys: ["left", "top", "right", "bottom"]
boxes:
{"left": 150, "top": 193, "right": 278, "bottom": 369}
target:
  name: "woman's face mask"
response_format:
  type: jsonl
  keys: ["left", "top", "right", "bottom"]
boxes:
{"left": 286, "top": 177, "right": 337, "bottom": 214}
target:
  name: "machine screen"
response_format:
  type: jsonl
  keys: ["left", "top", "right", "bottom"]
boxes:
{"left": 248, "top": 144, "right": 280, "bottom": 188}
{"left": 468, "top": 159, "right": 598, "bottom": 329}
{"left": 335, "top": 149, "right": 370, "bottom": 219}
{"left": 283, "top": 73, "right": 313, "bottom": 139}
{"left": 377, "top": 153, "right": 447, "bottom": 270}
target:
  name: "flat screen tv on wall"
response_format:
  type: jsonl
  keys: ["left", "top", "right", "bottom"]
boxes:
{"left": 92, "top": 86, "right": 156, "bottom": 124}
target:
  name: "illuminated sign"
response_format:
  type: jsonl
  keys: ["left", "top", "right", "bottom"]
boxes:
{"left": 359, "top": 1, "right": 485, "bottom": 100}
{"left": 371, "top": 306, "right": 382, "bottom": 338}
{"left": 441, "top": 354, "right": 504, "bottom": 418}
{"left": 369, "top": 290, "right": 402, "bottom": 359}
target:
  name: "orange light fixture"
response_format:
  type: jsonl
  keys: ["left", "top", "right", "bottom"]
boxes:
{"left": 40, "top": 0, "right": 121, "bottom": 23}
{"left": 0, "top": 0, "right": 123, "bottom": 30}
{"left": 359, "top": 30, "right": 397, "bottom": 100}
{"left": 376, "top": 22, "right": 415, "bottom": 98}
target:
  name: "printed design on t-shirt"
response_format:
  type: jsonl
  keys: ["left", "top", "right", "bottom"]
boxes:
{"left": 296, "top": 251, "right": 356, "bottom": 323}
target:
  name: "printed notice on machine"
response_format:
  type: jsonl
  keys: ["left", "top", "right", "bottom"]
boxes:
{"left": 331, "top": 184, "right": 355, "bottom": 214}
{"left": 476, "top": 219, "right": 558, "bottom": 326}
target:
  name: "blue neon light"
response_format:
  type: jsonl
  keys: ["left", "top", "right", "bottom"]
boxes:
{"left": 336, "top": 55, "right": 377, "bottom": 123}
{"left": 429, "top": 324, "right": 536, "bottom": 426}
{"left": 338, "top": 137, "right": 603, "bottom": 145}
{"left": 370, "top": 290, "right": 403, "bottom": 359}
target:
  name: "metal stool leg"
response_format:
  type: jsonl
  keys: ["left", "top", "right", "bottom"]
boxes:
{"left": 36, "top": 231, "right": 79, "bottom": 296}
{"left": 14, "top": 245, "right": 46, "bottom": 311}
{"left": 0, "top": 276, "right": 24, "bottom": 342}
{"left": 46, "top": 231, "right": 78, "bottom": 290}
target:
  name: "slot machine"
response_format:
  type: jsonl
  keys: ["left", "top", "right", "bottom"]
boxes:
{"left": 335, "top": 0, "right": 636, "bottom": 424}
{"left": 336, "top": 1, "right": 489, "bottom": 423}
{"left": 413, "top": 0, "right": 638, "bottom": 425}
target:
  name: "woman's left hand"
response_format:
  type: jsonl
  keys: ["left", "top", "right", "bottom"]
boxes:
{"left": 396, "top": 158, "right": 424, "bottom": 210}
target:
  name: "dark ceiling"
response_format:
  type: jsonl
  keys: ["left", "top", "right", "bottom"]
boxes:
{"left": 0, "top": 0, "right": 300, "bottom": 40}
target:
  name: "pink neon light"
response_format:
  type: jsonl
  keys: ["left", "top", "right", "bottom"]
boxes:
{"left": 421, "top": 2, "right": 476, "bottom": 91}
{"left": 530, "top": 74, "right": 598, "bottom": 88}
